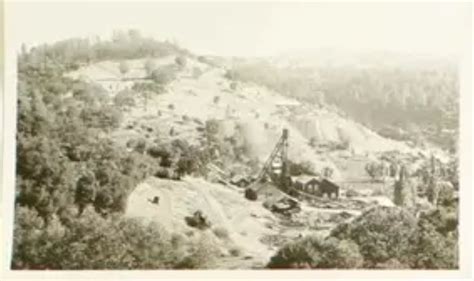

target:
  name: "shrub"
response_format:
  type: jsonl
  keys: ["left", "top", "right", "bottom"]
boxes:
{"left": 345, "top": 188, "right": 359, "bottom": 198}
{"left": 132, "top": 82, "right": 164, "bottom": 94}
{"left": 229, "top": 247, "right": 242, "bottom": 257}
{"left": 150, "top": 65, "right": 176, "bottom": 85}
{"left": 80, "top": 104, "right": 123, "bottom": 131}
{"left": 244, "top": 188, "right": 258, "bottom": 201}
{"left": 267, "top": 236, "right": 316, "bottom": 268}
{"left": 175, "top": 236, "right": 219, "bottom": 269}
{"left": 213, "top": 227, "right": 229, "bottom": 240}
{"left": 175, "top": 55, "right": 187, "bottom": 68}
{"left": 267, "top": 235, "right": 362, "bottom": 269}
{"left": 205, "top": 119, "right": 220, "bottom": 136}
{"left": 319, "top": 238, "right": 363, "bottom": 268}
{"left": 72, "top": 82, "right": 109, "bottom": 106}
{"left": 114, "top": 89, "right": 136, "bottom": 108}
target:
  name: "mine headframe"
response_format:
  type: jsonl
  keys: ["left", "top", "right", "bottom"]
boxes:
{"left": 251, "top": 129, "right": 291, "bottom": 192}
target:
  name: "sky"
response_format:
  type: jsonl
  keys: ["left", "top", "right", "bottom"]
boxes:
{"left": 6, "top": 1, "right": 472, "bottom": 58}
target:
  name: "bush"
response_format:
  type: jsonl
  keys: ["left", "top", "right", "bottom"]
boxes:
{"left": 267, "top": 237, "right": 316, "bottom": 268}
{"left": 80, "top": 104, "right": 123, "bottom": 131}
{"left": 175, "top": 55, "right": 187, "bottom": 68}
{"left": 212, "top": 227, "right": 229, "bottom": 240}
{"left": 175, "top": 236, "right": 219, "bottom": 269}
{"left": 114, "top": 89, "right": 136, "bottom": 108}
{"left": 229, "top": 247, "right": 242, "bottom": 257}
{"left": 319, "top": 238, "right": 363, "bottom": 268}
{"left": 150, "top": 65, "right": 176, "bottom": 85}
{"left": 72, "top": 82, "right": 109, "bottom": 106}
{"left": 132, "top": 82, "right": 164, "bottom": 94}
{"left": 344, "top": 188, "right": 359, "bottom": 198}
{"left": 267, "top": 235, "right": 362, "bottom": 269}
{"left": 244, "top": 188, "right": 257, "bottom": 201}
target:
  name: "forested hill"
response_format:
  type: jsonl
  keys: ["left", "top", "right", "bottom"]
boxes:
{"left": 13, "top": 31, "right": 216, "bottom": 269}
{"left": 225, "top": 53, "right": 459, "bottom": 152}
{"left": 15, "top": 31, "right": 186, "bottom": 233}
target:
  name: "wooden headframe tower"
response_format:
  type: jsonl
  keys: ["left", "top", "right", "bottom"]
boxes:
{"left": 253, "top": 129, "right": 290, "bottom": 191}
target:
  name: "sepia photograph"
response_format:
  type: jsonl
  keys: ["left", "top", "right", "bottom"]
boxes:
{"left": 0, "top": 0, "right": 472, "bottom": 278}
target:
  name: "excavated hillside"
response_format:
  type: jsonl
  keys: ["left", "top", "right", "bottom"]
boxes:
{"left": 68, "top": 56, "right": 416, "bottom": 179}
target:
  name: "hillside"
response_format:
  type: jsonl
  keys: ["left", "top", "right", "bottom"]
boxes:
{"left": 238, "top": 51, "right": 460, "bottom": 151}
{"left": 67, "top": 55, "right": 420, "bottom": 181}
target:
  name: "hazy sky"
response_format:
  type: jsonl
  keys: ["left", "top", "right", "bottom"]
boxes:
{"left": 6, "top": 1, "right": 472, "bottom": 57}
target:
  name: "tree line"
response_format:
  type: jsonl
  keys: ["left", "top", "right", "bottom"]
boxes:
{"left": 225, "top": 58, "right": 458, "bottom": 151}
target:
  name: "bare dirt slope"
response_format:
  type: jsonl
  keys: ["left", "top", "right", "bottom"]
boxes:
{"left": 68, "top": 56, "right": 415, "bottom": 179}
{"left": 125, "top": 176, "right": 280, "bottom": 267}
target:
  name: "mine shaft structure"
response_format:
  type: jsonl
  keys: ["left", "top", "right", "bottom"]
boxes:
{"left": 252, "top": 129, "right": 291, "bottom": 193}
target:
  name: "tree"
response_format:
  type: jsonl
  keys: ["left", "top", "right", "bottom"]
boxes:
{"left": 72, "top": 82, "right": 109, "bottom": 106}
{"left": 393, "top": 165, "right": 415, "bottom": 208}
{"left": 30, "top": 90, "right": 52, "bottom": 136}
{"left": 320, "top": 238, "right": 363, "bottom": 268}
{"left": 409, "top": 208, "right": 458, "bottom": 269}
{"left": 330, "top": 206, "right": 417, "bottom": 267}
{"left": 365, "top": 162, "right": 383, "bottom": 182}
{"left": 114, "top": 89, "right": 136, "bottom": 108}
{"left": 16, "top": 135, "right": 76, "bottom": 219}
{"left": 80, "top": 104, "right": 122, "bottom": 131}
{"left": 150, "top": 66, "right": 176, "bottom": 85}
{"left": 288, "top": 161, "right": 316, "bottom": 176}
{"left": 75, "top": 172, "right": 97, "bottom": 215}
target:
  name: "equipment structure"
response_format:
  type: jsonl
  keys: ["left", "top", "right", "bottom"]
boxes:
{"left": 250, "top": 129, "right": 292, "bottom": 193}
